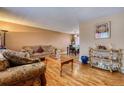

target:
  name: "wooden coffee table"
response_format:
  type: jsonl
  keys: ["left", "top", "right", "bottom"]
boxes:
{"left": 45, "top": 55, "right": 74, "bottom": 76}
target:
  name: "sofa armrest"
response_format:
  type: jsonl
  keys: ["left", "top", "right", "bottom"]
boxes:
{"left": 0, "top": 62, "right": 46, "bottom": 85}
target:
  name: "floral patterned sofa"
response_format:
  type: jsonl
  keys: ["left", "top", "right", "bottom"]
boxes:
{"left": 22, "top": 45, "right": 56, "bottom": 60}
{"left": 0, "top": 50, "right": 46, "bottom": 86}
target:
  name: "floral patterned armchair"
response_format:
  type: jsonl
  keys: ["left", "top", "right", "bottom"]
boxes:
{"left": 0, "top": 50, "right": 46, "bottom": 86}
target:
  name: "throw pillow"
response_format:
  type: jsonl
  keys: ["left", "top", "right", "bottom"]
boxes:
{"left": 36, "top": 46, "right": 44, "bottom": 53}
{"left": 32, "top": 46, "right": 40, "bottom": 53}
{"left": 42, "top": 45, "right": 51, "bottom": 52}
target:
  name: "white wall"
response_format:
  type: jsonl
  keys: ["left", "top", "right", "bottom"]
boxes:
{"left": 0, "top": 21, "right": 71, "bottom": 51}
{"left": 79, "top": 12, "right": 124, "bottom": 62}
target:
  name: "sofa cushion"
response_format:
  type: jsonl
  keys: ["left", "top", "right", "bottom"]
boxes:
{"left": 3, "top": 50, "right": 40, "bottom": 66}
{"left": 0, "top": 62, "right": 46, "bottom": 85}
{"left": 48, "top": 46, "right": 55, "bottom": 54}
{"left": 22, "top": 46, "right": 34, "bottom": 55}
{"left": 42, "top": 45, "right": 55, "bottom": 53}
{"left": 31, "top": 52, "right": 49, "bottom": 58}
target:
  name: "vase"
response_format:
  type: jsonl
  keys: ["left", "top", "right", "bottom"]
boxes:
{"left": 81, "top": 56, "right": 88, "bottom": 64}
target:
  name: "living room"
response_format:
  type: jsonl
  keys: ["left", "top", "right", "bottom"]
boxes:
{"left": 0, "top": 7, "right": 124, "bottom": 87}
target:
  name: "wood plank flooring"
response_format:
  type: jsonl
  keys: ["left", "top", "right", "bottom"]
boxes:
{"left": 45, "top": 60, "right": 124, "bottom": 86}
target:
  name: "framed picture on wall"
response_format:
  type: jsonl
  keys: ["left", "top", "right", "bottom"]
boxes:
{"left": 95, "top": 21, "right": 111, "bottom": 39}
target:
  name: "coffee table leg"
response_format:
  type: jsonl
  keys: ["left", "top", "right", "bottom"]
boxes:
{"left": 71, "top": 59, "right": 73, "bottom": 72}
{"left": 60, "top": 65, "right": 63, "bottom": 77}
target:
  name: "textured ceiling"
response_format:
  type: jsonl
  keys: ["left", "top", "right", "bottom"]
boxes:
{"left": 0, "top": 7, "right": 124, "bottom": 34}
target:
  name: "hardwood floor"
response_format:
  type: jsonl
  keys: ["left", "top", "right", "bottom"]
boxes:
{"left": 45, "top": 60, "right": 124, "bottom": 86}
